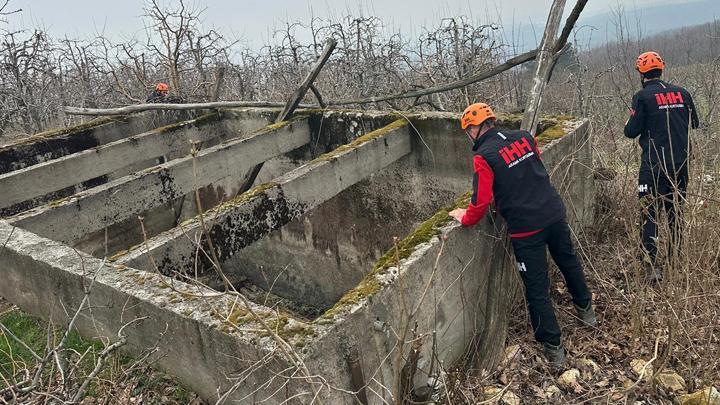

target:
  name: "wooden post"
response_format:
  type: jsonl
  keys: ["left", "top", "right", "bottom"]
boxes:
{"left": 521, "top": 0, "right": 567, "bottom": 135}
{"left": 210, "top": 65, "right": 226, "bottom": 102}
{"left": 237, "top": 38, "right": 337, "bottom": 194}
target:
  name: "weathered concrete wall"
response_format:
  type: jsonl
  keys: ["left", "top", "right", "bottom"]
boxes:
{"left": 299, "top": 118, "right": 594, "bottom": 404}
{"left": 0, "top": 221, "right": 301, "bottom": 403}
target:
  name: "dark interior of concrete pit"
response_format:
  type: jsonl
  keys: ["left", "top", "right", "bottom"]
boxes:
{"left": 249, "top": 110, "right": 400, "bottom": 185}
{"left": 209, "top": 112, "right": 513, "bottom": 318}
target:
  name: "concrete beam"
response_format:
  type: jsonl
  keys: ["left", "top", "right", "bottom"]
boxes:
{"left": 9, "top": 118, "right": 311, "bottom": 246}
{"left": 0, "top": 114, "right": 179, "bottom": 175}
{"left": 116, "top": 119, "right": 412, "bottom": 276}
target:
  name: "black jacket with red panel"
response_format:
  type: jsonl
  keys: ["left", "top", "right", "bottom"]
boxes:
{"left": 460, "top": 127, "right": 566, "bottom": 234}
{"left": 624, "top": 79, "right": 699, "bottom": 171}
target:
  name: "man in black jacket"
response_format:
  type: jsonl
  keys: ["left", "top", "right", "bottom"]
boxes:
{"left": 449, "top": 103, "right": 596, "bottom": 367}
{"left": 624, "top": 51, "right": 699, "bottom": 280}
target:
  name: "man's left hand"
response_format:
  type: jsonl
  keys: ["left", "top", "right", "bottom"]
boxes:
{"left": 449, "top": 208, "right": 466, "bottom": 223}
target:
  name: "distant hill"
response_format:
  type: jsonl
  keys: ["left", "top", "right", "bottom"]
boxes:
{"left": 513, "top": 0, "right": 720, "bottom": 50}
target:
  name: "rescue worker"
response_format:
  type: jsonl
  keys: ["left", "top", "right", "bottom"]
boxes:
{"left": 623, "top": 51, "right": 699, "bottom": 281}
{"left": 449, "top": 103, "right": 596, "bottom": 367}
{"left": 146, "top": 82, "right": 170, "bottom": 103}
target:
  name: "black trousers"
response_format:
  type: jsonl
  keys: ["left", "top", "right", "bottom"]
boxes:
{"left": 510, "top": 219, "right": 592, "bottom": 346}
{"left": 638, "top": 165, "right": 688, "bottom": 263}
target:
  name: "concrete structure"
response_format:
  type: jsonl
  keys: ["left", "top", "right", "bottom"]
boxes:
{"left": 0, "top": 109, "right": 593, "bottom": 404}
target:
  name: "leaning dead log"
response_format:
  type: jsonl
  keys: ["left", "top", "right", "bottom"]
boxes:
{"left": 237, "top": 38, "right": 338, "bottom": 194}
{"left": 327, "top": 49, "right": 539, "bottom": 106}
{"left": 521, "top": 0, "right": 567, "bottom": 134}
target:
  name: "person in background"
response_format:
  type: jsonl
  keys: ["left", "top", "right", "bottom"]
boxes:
{"left": 146, "top": 82, "right": 170, "bottom": 103}
{"left": 623, "top": 51, "right": 699, "bottom": 281}
{"left": 449, "top": 102, "right": 596, "bottom": 367}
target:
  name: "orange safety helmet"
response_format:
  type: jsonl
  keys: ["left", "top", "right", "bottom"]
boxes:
{"left": 635, "top": 51, "right": 665, "bottom": 73}
{"left": 155, "top": 82, "right": 169, "bottom": 92}
{"left": 461, "top": 103, "right": 496, "bottom": 130}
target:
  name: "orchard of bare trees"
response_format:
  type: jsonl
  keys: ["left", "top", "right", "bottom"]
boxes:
{"left": 0, "top": 0, "right": 522, "bottom": 138}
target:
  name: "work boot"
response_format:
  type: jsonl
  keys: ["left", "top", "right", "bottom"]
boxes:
{"left": 640, "top": 254, "right": 663, "bottom": 283}
{"left": 644, "top": 262, "right": 663, "bottom": 283}
{"left": 574, "top": 302, "right": 598, "bottom": 327}
{"left": 542, "top": 342, "right": 566, "bottom": 368}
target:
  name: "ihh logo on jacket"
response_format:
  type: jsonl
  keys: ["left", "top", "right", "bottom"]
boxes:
{"left": 654, "top": 92, "right": 684, "bottom": 109}
{"left": 498, "top": 138, "right": 535, "bottom": 168}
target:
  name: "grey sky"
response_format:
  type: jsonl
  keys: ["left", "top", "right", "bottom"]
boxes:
{"left": 5, "top": 0, "right": 703, "bottom": 48}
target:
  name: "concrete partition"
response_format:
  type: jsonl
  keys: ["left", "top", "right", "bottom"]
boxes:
{"left": 0, "top": 109, "right": 593, "bottom": 404}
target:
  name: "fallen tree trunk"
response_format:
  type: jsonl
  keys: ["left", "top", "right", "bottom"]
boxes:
{"left": 63, "top": 101, "right": 315, "bottom": 116}
{"left": 63, "top": 49, "right": 536, "bottom": 117}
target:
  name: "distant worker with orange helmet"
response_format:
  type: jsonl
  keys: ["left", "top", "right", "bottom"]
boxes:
{"left": 449, "top": 102, "right": 596, "bottom": 367}
{"left": 624, "top": 51, "right": 699, "bottom": 281}
{"left": 147, "top": 82, "right": 171, "bottom": 103}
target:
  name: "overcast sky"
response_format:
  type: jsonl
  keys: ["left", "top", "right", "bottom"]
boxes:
{"left": 4, "top": 0, "right": 698, "bottom": 48}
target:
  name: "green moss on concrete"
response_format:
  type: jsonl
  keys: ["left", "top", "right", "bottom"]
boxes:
{"left": 261, "top": 119, "right": 294, "bottom": 132}
{"left": 278, "top": 322, "right": 315, "bottom": 343}
{"left": 311, "top": 118, "right": 408, "bottom": 163}
{"left": 536, "top": 123, "right": 566, "bottom": 145}
{"left": 45, "top": 195, "right": 75, "bottom": 208}
{"left": 536, "top": 116, "right": 578, "bottom": 146}
{"left": 545, "top": 114, "right": 575, "bottom": 121}
{"left": 227, "top": 306, "right": 254, "bottom": 326}
{"left": 109, "top": 249, "right": 130, "bottom": 262}
{"left": 175, "top": 181, "right": 280, "bottom": 230}
{"left": 320, "top": 191, "right": 472, "bottom": 321}
{"left": 223, "top": 305, "right": 315, "bottom": 344}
